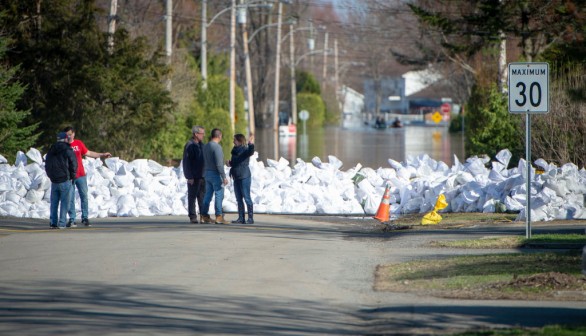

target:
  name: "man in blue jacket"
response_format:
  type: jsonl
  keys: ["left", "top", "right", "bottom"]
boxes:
{"left": 182, "top": 126, "right": 206, "bottom": 223}
{"left": 45, "top": 132, "right": 77, "bottom": 229}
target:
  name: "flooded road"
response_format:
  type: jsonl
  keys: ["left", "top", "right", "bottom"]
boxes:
{"left": 254, "top": 125, "right": 466, "bottom": 170}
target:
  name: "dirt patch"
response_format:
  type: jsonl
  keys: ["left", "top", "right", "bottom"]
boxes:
{"left": 489, "top": 272, "right": 586, "bottom": 290}
{"left": 374, "top": 265, "right": 586, "bottom": 301}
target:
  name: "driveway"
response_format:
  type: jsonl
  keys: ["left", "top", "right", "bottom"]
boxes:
{"left": 0, "top": 215, "right": 584, "bottom": 335}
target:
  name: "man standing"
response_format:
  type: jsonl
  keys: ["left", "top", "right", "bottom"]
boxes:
{"left": 63, "top": 126, "right": 111, "bottom": 227}
{"left": 182, "top": 126, "right": 206, "bottom": 223}
{"left": 45, "top": 132, "right": 77, "bottom": 229}
{"left": 201, "top": 128, "right": 229, "bottom": 224}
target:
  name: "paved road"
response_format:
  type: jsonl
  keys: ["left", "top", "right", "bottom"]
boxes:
{"left": 0, "top": 215, "right": 584, "bottom": 335}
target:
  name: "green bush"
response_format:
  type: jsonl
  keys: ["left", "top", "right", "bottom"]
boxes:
{"left": 297, "top": 93, "right": 326, "bottom": 128}
{"left": 201, "top": 108, "right": 234, "bottom": 158}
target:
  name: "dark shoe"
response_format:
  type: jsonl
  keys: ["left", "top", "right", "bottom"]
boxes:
{"left": 201, "top": 215, "right": 215, "bottom": 224}
{"left": 82, "top": 219, "right": 91, "bottom": 227}
{"left": 66, "top": 220, "right": 77, "bottom": 228}
{"left": 50, "top": 225, "right": 58, "bottom": 229}
{"left": 233, "top": 204, "right": 245, "bottom": 224}
{"left": 246, "top": 217, "right": 254, "bottom": 224}
{"left": 190, "top": 217, "right": 199, "bottom": 224}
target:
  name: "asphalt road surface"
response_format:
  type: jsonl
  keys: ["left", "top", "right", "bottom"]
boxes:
{"left": 0, "top": 214, "right": 584, "bottom": 335}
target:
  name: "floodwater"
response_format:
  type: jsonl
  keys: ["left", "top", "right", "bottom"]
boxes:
{"left": 253, "top": 125, "right": 466, "bottom": 170}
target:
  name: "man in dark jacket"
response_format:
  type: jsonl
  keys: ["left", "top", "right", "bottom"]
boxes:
{"left": 45, "top": 132, "right": 77, "bottom": 229}
{"left": 182, "top": 126, "right": 206, "bottom": 223}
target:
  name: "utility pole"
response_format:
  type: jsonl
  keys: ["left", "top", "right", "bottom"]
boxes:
{"left": 309, "top": 21, "right": 314, "bottom": 70}
{"left": 107, "top": 0, "right": 118, "bottom": 53}
{"left": 229, "top": 0, "right": 236, "bottom": 132}
{"left": 201, "top": 0, "right": 207, "bottom": 89}
{"left": 334, "top": 38, "right": 339, "bottom": 100}
{"left": 498, "top": 0, "right": 507, "bottom": 93}
{"left": 272, "top": 1, "right": 284, "bottom": 159}
{"left": 239, "top": 2, "right": 255, "bottom": 137}
{"left": 322, "top": 32, "right": 328, "bottom": 81}
{"left": 165, "top": 0, "right": 173, "bottom": 90}
{"left": 289, "top": 22, "right": 297, "bottom": 125}
{"left": 273, "top": 2, "right": 283, "bottom": 133}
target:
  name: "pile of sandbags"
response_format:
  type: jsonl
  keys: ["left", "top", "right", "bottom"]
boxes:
{"left": 0, "top": 148, "right": 584, "bottom": 221}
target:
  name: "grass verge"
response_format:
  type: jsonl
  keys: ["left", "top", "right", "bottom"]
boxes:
{"left": 429, "top": 234, "right": 586, "bottom": 249}
{"left": 374, "top": 252, "right": 586, "bottom": 301}
{"left": 453, "top": 324, "right": 586, "bottom": 335}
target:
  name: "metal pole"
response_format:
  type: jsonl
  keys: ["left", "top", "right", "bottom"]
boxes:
{"left": 526, "top": 112, "right": 532, "bottom": 238}
{"left": 201, "top": 0, "right": 207, "bottom": 89}
{"left": 229, "top": 0, "right": 236, "bottom": 132}
{"left": 272, "top": 1, "right": 283, "bottom": 159}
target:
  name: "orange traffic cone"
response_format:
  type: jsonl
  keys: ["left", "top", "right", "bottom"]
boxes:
{"left": 374, "top": 183, "right": 391, "bottom": 222}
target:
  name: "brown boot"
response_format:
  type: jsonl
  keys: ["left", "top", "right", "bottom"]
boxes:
{"left": 215, "top": 215, "right": 228, "bottom": 224}
{"left": 201, "top": 215, "right": 215, "bottom": 224}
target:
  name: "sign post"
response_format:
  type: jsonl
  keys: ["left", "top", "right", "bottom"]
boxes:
{"left": 508, "top": 62, "right": 549, "bottom": 239}
{"left": 299, "top": 110, "right": 309, "bottom": 134}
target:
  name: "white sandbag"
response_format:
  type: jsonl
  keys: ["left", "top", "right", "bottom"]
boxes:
{"left": 26, "top": 148, "right": 43, "bottom": 165}
{"left": 15, "top": 151, "right": 27, "bottom": 167}
{"left": 25, "top": 189, "right": 44, "bottom": 203}
{"left": 362, "top": 193, "right": 379, "bottom": 215}
{"left": 147, "top": 159, "right": 164, "bottom": 175}
{"left": 103, "top": 157, "right": 126, "bottom": 173}
{"left": 357, "top": 178, "right": 376, "bottom": 195}
{"left": 504, "top": 195, "right": 524, "bottom": 211}
{"left": 327, "top": 155, "right": 343, "bottom": 170}
{"left": 455, "top": 171, "right": 474, "bottom": 185}
{"left": 496, "top": 149, "right": 512, "bottom": 167}
{"left": 128, "top": 159, "right": 150, "bottom": 178}
{"left": 461, "top": 182, "right": 482, "bottom": 204}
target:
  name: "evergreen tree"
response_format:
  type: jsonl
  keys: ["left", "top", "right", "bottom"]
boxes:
{"left": 0, "top": 34, "right": 40, "bottom": 162}
{"left": 466, "top": 84, "right": 523, "bottom": 165}
{"left": 0, "top": 0, "right": 173, "bottom": 160}
{"left": 296, "top": 71, "right": 321, "bottom": 95}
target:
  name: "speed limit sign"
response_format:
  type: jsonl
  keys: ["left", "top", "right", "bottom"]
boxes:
{"left": 508, "top": 62, "right": 549, "bottom": 114}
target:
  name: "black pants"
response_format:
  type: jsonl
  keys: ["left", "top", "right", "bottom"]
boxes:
{"left": 187, "top": 178, "right": 205, "bottom": 219}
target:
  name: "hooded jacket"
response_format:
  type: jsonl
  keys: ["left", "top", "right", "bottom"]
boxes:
{"left": 45, "top": 141, "right": 77, "bottom": 184}
{"left": 229, "top": 143, "right": 255, "bottom": 180}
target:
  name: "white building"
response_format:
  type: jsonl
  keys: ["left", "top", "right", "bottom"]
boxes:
{"left": 339, "top": 85, "right": 364, "bottom": 129}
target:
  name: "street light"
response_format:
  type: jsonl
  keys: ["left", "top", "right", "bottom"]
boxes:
{"left": 281, "top": 25, "right": 315, "bottom": 125}
{"left": 238, "top": 1, "right": 284, "bottom": 137}
{"left": 272, "top": 0, "right": 286, "bottom": 159}
{"left": 201, "top": 0, "right": 273, "bottom": 133}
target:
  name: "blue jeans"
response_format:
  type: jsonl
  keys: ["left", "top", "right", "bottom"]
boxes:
{"left": 233, "top": 177, "right": 252, "bottom": 213}
{"left": 68, "top": 175, "right": 89, "bottom": 222}
{"left": 50, "top": 181, "right": 72, "bottom": 227}
{"left": 202, "top": 170, "right": 224, "bottom": 216}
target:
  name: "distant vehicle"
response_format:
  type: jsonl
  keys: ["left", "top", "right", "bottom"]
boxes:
{"left": 391, "top": 117, "right": 403, "bottom": 128}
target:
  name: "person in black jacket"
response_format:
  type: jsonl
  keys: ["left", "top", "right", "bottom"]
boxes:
{"left": 45, "top": 132, "right": 77, "bottom": 229}
{"left": 227, "top": 134, "right": 255, "bottom": 224}
{"left": 182, "top": 126, "right": 206, "bottom": 223}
